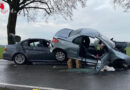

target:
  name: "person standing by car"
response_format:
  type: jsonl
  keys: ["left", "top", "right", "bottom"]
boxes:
{"left": 79, "top": 36, "right": 97, "bottom": 59}
{"left": 67, "top": 58, "right": 82, "bottom": 69}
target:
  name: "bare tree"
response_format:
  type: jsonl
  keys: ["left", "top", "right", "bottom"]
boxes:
{"left": 114, "top": 0, "right": 130, "bottom": 11}
{"left": 2, "top": 0, "right": 87, "bottom": 44}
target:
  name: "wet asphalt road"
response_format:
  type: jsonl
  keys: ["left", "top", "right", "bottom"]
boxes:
{"left": 0, "top": 59, "right": 130, "bottom": 90}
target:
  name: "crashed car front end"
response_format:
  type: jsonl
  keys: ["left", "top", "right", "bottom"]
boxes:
{"left": 50, "top": 28, "right": 130, "bottom": 72}
{"left": 110, "top": 49, "right": 130, "bottom": 66}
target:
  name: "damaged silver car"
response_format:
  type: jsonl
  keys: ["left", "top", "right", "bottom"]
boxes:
{"left": 50, "top": 28, "right": 130, "bottom": 72}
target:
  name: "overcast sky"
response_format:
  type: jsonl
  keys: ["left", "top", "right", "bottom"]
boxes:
{"left": 0, "top": 0, "right": 130, "bottom": 45}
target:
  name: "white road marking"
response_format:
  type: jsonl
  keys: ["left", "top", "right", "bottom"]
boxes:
{"left": 0, "top": 83, "right": 66, "bottom": 90}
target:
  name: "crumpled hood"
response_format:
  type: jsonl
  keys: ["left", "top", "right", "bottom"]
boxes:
{"left": 114, "top": 50, "right": 130, "bottom": 60}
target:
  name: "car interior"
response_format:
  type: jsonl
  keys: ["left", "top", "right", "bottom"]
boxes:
{"left": 73, "top": 36, "right": 108, "bottom": 60}
{"left": 22, "top": 40, "right": 49, "bottom": 48}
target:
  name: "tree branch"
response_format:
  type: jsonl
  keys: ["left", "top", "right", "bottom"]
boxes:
{"left": 20, "top": 0, "right": 47, "bottom": 9}
{"left": 24, "top": 6, "right": 51, "bottom": 15}
{"left": 19, "top": 0, "right": 53, "bottom": 14}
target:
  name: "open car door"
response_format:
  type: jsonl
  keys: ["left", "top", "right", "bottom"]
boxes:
{"left": 95, "top": 53, "right": 110, "bottom": 72}
{"left": 81, "top": 52, "right": 110, "bottom": 72}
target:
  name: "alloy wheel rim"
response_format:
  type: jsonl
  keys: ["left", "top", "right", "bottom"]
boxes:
{"left": 15, "top": 54, "right": 25, "bottom": 64}
{"left": 56, "top": 52, "right": 65, "bottom": 61}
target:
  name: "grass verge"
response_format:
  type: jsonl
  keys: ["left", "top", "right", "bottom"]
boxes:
{"left": 126, "top": 47, "right": 130, "bottom": 56}
{"left": 0, "top": 47, "right": 4, "bottom": 59}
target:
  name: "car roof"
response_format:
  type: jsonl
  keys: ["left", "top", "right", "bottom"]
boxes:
{"left": 55, "top": 28, "right": 101, "bottom": 39}
{"left": 20, "top": 38, "right": 50, "bottom": 43}
{"left": 28, "top": 38, "right": 49, "bottom": 41}
{"left": 55, "top": 28, "right": 73, "bottom": 39}
{"left": 75, "top": 28, "right": 101, "bottom": 38}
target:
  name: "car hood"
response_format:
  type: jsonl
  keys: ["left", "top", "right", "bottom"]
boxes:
{"left": 114, "top": 50, "right": 130, "bottom": 60}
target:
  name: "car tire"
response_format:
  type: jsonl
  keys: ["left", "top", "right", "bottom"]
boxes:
{"left": 13, "top": 54, "right": 27, "bottom": 65}
{"left": 113, "top": 60, "right": 128, "bottom": 71}
{"left": 54, "top": 50, "right": 67, "bottom": 62}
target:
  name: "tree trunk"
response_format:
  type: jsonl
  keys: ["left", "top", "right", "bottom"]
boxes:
{"left": 7, "top": 11, "right": 17, "bottom": 45}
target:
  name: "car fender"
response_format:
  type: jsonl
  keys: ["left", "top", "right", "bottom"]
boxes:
{"left": 12, "top": 52, "right": 28, "bottom": 61}
{"left": 111, "top": 50, "right": 130, "bottom": 64}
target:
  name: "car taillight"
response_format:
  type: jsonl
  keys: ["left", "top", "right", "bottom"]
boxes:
{"left": 5, "top": 48, "right": 7, "bottom": 51}
{"left": 52, "top": 38, "right": 59, "bottom": 43}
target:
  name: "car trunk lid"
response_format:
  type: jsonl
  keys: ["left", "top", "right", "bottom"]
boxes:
{"left": 5, "top": 44, "right": 17, "bottom": 52}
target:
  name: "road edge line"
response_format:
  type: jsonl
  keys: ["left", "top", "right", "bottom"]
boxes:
{"left": 0, "top": 83, "right": 66, "bottom": 90}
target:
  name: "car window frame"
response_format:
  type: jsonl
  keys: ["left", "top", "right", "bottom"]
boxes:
{"left": 21, "top": 40, "right": 29, "bottom": 47}
{"left": 28, "top": 40, "right": 40, "bottom": 47}
{"left": 72, "top": 35, "right": 89, "bottom": 45}
{"left": 40, "top": 40, "right": 50, "bottom": 48}
{"left": 21, "top": 39, "right": 50, "bottom": 48}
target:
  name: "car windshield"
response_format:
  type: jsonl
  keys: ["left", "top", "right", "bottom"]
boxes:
{"left": 101, "top": 35, "right": 115, "bottom": 48}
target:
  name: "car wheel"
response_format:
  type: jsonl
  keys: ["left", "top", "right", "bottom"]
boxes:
{"left": 14, "top": 54, "right": 26, "bottom": 65}
{"left": 54, "top": 50, "right": 67, "bottom": 62}
{"left": 113, "top": 60, "right": 128, "bottom": 71}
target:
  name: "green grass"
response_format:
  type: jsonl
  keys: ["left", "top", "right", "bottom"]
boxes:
{"left": 126, "top": 47, "right": 130, "bottom": 56}
{"left": 0, "top": 47, "right": 4, "bottom": 59}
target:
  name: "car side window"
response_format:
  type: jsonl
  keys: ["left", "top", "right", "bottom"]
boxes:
{"left": 22, "top": 40, "right": 49, "bottom": 48}
{"left": 28, "top": 40, "right": 41, "bottom": 47}
{"left": 73, "top": 36, "right": 83, "bottom": 45}
{"left": 22, "top": 41, "right": 28, "bottom": 47}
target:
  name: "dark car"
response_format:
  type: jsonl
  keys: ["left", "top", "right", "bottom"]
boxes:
{"left": 3, "top": 38, "right": 56, "bottom": 65}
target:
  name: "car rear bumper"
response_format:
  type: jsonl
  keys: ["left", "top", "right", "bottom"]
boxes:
{"left": 3, "top": 52, "right": 12, "bottom": 61}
